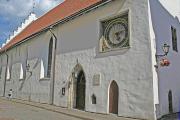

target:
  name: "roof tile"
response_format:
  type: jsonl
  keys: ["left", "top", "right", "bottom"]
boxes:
{"left": 1, "top": 0, "right": 102, "bottom": 52}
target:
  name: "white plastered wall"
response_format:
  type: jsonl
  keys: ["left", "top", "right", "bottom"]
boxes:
{"left": 149, "top": 0, "right": 180, "bottom": 117}
{"left": 0, "top": 0, "right": 156, "bottom": 119}
{"left": 53, "top": 0, "right": 155, "bottom": 119}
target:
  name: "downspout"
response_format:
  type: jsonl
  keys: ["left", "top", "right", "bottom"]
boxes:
{"left": 48, "top": 26, "right": 57, "bottom": 105}
{"left": 3, "top": 50, "right": 8, "bottom": 97}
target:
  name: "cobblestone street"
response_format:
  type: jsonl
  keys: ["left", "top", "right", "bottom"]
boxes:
{"left": 0, "top": 99, "right": 84, "bottom": 120}
{"left": 0, "top": 98, "right": 135, "bottom": 120}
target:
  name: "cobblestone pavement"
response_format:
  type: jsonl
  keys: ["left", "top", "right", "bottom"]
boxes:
{"left": 0, "top": 99, "right": 83, "bottom": 120}
{"left": 0, "top": 98, "right": 136, "bottom": 120}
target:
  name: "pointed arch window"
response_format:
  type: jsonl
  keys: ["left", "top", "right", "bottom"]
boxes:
{"left": 7, "top": 66, "right": 10, "bottom": 80}
{"left": 40, "top": 59, "right": 45, "bottom": 79}
{"left": 19, "top": 64, "right": 24, "bottom": 80}
{"left": 47, "top": 37, "right": 53, "bottom": 78}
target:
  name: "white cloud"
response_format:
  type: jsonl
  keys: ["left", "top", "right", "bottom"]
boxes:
{"left": 0, "top": 0, "right": 64, "bottom": 17}
{"left": 38, "top": 0, "right": 60, "bottom": 12}
{"left": 159, "top": 0, "right": 180, "bottom": 19}
{"left": 34, "top": 0, "right": 64, "bottom": 16}
{"left": 0, "top": 0, "right": 32, "bottom": 17}
{"left": 0, "top": 0, "right": 64, "bottom": 46}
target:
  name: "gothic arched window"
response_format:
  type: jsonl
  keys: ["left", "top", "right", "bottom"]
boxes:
{"left": 47, "top": 37, "right": 53, "bottom": 78}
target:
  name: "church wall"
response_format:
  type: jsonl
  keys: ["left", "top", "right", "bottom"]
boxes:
{"left": 0, "top": 0, "right": 156, "bottom": 119}
{"left": 0, "top": 31, "right": 52, "bottom": 104}
{"left": 53, "top": 0, "right": 155, "bottom": 119}
{"left": 150, "top": 0, "right": 180, "bottom": 117}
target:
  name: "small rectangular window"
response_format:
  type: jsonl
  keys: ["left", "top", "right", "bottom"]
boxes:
{"left": 171, "top": 26, "right": 178, "bottom": 52}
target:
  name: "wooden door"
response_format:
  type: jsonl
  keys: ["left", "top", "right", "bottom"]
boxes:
{"left": 109, "top": 81, "right": 119, "bottom": 114}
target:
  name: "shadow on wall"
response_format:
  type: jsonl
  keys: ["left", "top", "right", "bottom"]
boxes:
{"left": 19, "top": 72, "right": 32, "bottom": 91}
{"left": 19, "top": 59, "right": 40, "bottom": 91}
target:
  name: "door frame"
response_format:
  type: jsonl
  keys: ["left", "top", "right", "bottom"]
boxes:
{"left": 108, "top": 80, "right": 119, "bottom": 114}
{"left": 68, "top": 63, "right": 86, "bottom": 110}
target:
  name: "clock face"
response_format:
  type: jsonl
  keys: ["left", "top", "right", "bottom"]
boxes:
{"left": 109, "top": 23, "right": 126, "bottom": 44}
{"left": 104, "top": 20, "right": 128, "bottom": 48}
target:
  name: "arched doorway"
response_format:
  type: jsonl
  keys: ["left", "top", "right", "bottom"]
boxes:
{"left": 76, "top": 70, "right": 86, "bottom": 110}
{"left": 168, "top": 90, "right": 173, "bottom": 113}
{"left": 68, "top": 64, "right": 86, "bottom": 110}
{"left": 109, "top": 81, "right": 119, "bottom": 114}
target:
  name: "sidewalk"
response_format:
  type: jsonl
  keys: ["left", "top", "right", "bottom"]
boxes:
{"left": 0, "top": 97, "right": 138, "bottom": 120}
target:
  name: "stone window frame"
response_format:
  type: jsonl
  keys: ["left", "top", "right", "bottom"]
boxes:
{"left": 96, "top": 9, "right": 131, "bottom": 58}
{"left": 99, "top": 10, "right": 130, "bottom": 52}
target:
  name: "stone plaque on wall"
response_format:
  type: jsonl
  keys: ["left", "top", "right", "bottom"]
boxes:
{"left": 93, "top": 74, "right": 100, "bottom": 86}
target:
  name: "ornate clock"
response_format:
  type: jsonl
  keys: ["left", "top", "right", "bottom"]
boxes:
{"left": 100, "top": 14, "right": 129, "bottom": 52}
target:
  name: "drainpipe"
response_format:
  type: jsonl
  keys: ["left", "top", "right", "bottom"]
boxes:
{"left": 48, "top": 26, "right": 57, "bottom": 105}
{"left": 3, "top": 50, "right": 8, "bottom": 97}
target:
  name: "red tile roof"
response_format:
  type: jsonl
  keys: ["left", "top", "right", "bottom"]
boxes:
{"left": 1, "top": 0, "right": 103, "bottom": 52}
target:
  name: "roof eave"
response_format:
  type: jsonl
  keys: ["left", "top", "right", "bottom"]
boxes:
{"left": 0, "top": 0, "right": 113, "bottom": 54}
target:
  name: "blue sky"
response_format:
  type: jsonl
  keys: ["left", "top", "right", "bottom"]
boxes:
{"left": 0, "top": 0, "right": 64, "bottom": 47}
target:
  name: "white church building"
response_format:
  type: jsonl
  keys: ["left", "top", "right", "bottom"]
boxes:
{"left": 0, "top": 0, "right": 180, "bottom": 120}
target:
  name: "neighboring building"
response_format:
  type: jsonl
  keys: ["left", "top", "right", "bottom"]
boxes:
{"left": 0, "top": 0, "right": 179, "bottom": 120}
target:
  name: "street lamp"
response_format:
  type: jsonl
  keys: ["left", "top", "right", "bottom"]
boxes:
{"left": 156, "top": 43, "right": 170, "bottom": 58}
{"left": 155, "top": 43, "right": 170, "bottom": 68}
{"left": 162, "top": 44, "right": 170, "bottom": 56}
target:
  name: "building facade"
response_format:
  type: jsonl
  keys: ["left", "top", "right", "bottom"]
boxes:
{"left": 0, "top": 0, "right": 179, "bottom": 120}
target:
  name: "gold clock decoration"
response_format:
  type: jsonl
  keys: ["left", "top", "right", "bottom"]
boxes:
{"left": 100, "top": 13, "right": 129, "bottom": 52}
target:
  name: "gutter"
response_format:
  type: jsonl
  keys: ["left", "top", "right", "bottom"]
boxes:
{"left": 3, "top": 50, "right": 8, "bottom": 97}
{"left": 0, "top": 0, "right": 112, "bottom": 54}
{"left": 48, "top": 27, "right": 57, "bottom": 105}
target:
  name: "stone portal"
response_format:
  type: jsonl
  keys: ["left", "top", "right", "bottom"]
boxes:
{"left": 68, "top": 64, "right": 86, "bottom": 111}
